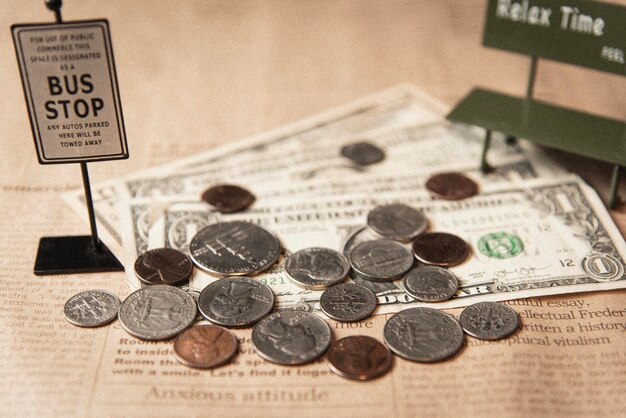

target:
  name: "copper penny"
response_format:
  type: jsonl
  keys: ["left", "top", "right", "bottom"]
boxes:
{"left": 134, "top": 248, "right": 193, "bottom": 286}
{"left": 327, "top": 335, "right": 392, "bottom": 381}
{"left": 173, "top": 325, "right": 238, "bottom": 369}
{"left": 425, "top": 172, "right": 478, "bottom": 200}
{"left": 412, "top": 232, "right": 470, "bottom": 267}
{"left": 201, "top": 184, "right": 256, "bottom": 213}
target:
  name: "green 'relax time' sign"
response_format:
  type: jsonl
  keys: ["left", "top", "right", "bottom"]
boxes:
{"left": 483, "top": 0, "right": 625, "bottom": 75}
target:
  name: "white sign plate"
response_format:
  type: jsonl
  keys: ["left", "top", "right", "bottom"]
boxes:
{"left": 12, "top": 20, "right": 128, "bottom": 164}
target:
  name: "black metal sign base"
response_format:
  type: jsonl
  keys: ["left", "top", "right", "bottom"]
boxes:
{"left": 34, "top": 236, "right": 124, "bottom": 275}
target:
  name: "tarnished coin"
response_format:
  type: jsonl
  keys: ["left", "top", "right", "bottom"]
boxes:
{"left": 64, "top": 290, "right": 120, "bottom": 327}
{"left": 384, "top": 307, "right": 464, "bottom": 362}
{"left": 285, "top": 247, "right": 349, "bottom": 290}
{"left": 189, "top": 221, "right": 281, "bottom": 277}
{"left": 412, "top": 232, "right": 470, "bottom": 267}
{"left": 460, "top": 302, "right": 520, "bottom": 340}
{"left": 425, "top": 172, "right": 479, "bottom": 200}
{"left": 201, "top": 184, "right": 256, "bottom": 213}
{"left": 119, "top": 285, "right": 197, "bottom": 341}
{"left": 198, "top": 277, "right": 274, "bottom": 327}
{"left": 173, "top": 325, "right": 238, "bottom": 369}
{"left": 134, "top": 248, "right": 193, "bottom": 286}
{"left": 252, "top": 311, "right": 331, "bottom": 365}
{"left": 340, "top": 141, "right": 385, "bottom": 165}
{"left": 367, "top": 204, "right": 428, "bottom": 242}
{"left": 403, "top": 266, "right": 459, "bottom": 302}
{"left": 349, "top": 239, "right": 414, "bottom": 281}
{"left": 319, "top": 283, "right": 377, "bottom": 322}
{"left": 327, "top": 336, "right": 392, "bottom": 381}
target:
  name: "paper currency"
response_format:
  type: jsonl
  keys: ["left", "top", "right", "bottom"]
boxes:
{"left": 119, "top": 174, "right": 625, "bottom": 315}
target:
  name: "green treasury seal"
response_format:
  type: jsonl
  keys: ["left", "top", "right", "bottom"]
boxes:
{"left": 477, "top": 232, "right": 524, "bottom": 259}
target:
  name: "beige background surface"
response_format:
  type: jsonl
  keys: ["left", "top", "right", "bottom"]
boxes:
{"left": 0, "top": 1, "right": 625, "bottom": 417}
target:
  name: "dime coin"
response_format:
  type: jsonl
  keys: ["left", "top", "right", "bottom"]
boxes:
{"left": 412, "top": 232, "right": 470, "bottom": 267}
{"left": 119, "top": 285, "right": 197, "bottom": 341}
{"left": 252, "top": 311, "right": 331, "bottom": 365}
{"left": 340, "top": 141, "right": 385, "bottom": 165}
{"left": 403, "top": 266, "right": 459, "bottom": 302}
{"left": 189, "top": 221, "right": 281, "bottom": 277}
{"left": 134, "top": 248, "right": 193, "bottom": 286}
{"left": 425, "top": 172, "right": 479, "bottom": 200}
{"left": 201, "top": 184, "right": 256, "bottom": 213}
{"left": 366, "top": 204, "right": 428, "bottom": 242}
{"left": 173, "top": 325, "right": 238, "bottom": 369}
{"left": 349, "top": 239, "right": 414, "bottom": 281}
{"left": 198, "top": 277, "right": 275, "bottom": 327}
{"left": 64, "top": 290, "right": 120, "bottom": 328}
{"left": 460, "top": 302, "right": 520, "bottom": 340}
{"left": 384, "top": 307, "right": 464, "bottom": 362}
{"left": 327, "top": 336, "right": 392, "bottom": 380}
{"left": 319, "top": 283, "right": 377, "bottom": 322}
{"left": 285, "top": 247, "right": 350, "bottom": 290}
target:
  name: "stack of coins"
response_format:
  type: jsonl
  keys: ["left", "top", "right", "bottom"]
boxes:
{"left": 63, "top": 179, "right": 525, "bottom": 380}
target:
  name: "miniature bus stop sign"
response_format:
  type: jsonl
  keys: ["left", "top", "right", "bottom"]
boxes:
{"left": 12, "top": 1, "right": 127, "bottom": 275}
{"left": 12, "top": 20, "right": 128, "bottom": 163}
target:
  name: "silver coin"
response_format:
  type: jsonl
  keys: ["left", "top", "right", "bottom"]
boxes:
{"left": 340, "top": 141, "right": 385, "bottom": 165}
{"left": 460, "top": 302, "right": 520, "bottom": 340}
{"left": 252, "top": 311, "right": 331, "bottom": 365}
{"left": 189, "top": 221, "right": 281, "bottom": 277}
{"left": 349, "top": 239, "right": 414, "bottom": 282}
{"left": 366, "top": 204, "right": 428, "bottom": 242}
{"left": 285, "top": 247, "right": 349, "bottom": 290}
{"left": 384, "top": 307, "right": 464, "bottom": 362}
{"left": 319, "top": 283, "right": 377, "bottom": 322}
{"left": 119, "top": 285, "right": 197, "bottom": 341}
{"left": 63, "top": 290, "right": 120, "bottom": 328}
{"left": 403, "top": 266, "right": 459, "bottom": 302}
{"left": 341, "top": 227, "right": 378, "bottom": 259}
{"left": 198, "top": 277, "right": 275, "bottom": 327}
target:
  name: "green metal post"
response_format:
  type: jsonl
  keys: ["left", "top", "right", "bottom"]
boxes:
{"left": 522, "top": 56, "right": 538, "bottom": 126}
{"left": 608, "top": 164, "right": 621, "bottom": 209}
{"left": 481, "top": 130, "right": 492, "bottom": 173}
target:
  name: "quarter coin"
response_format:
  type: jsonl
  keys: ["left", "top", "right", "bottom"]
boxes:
{"left": 119, "top": 285, "right": 197, "bottom": 341}
{"left": 403, "top": 266, "right": 459, "bottom": 302}
{"left": 285, "top": 247, "right": 349, "bottom": 290}
{"left": 327, "top": 336, "right": 392, "bottom": 380}
{"left": 252, "top": 311, "right": 331, "bottom": 365}
{"left": 412, "top": 232, "right": 470, "bottom": 267}
{"left": 134, "top": 247, "right": 193, "bottom": 286}
{"left": 340, "top": 141, "right": 385, "bottom": 165}
{"left": 366, "top": 204, "right": 428, "bottom": 242}
{"left": 197, "top": 277, "right": 275, "bottom": 327}
{"left": 319, "top": 283, "right": 377, "bottom": 322}
{"left": 425, "top": 172, "right": 478, "bottom": 200}
{"left": 460, "top": 302, "right": 520, "bottom": 340}
{"left": 201, "top": 184, "right": 256, "bottom": 213}
{"left": 349, "top": 239, "right": 414, "bottom": 281}
{"left": 173, "top": 325, "right": 238, "bottom": 369}
{"left": 384, "top": 307, "right": 464, "bottom": 362}
{"left": 189, "top": 221, "right": 281, "bottom": 277}
{"left": 64, "top": 290, "right": 120, "bottom": 328}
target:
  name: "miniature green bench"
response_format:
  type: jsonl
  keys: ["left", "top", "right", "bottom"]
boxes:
{"left": 447, "top": 0, "right": 625, "bottom": 208}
